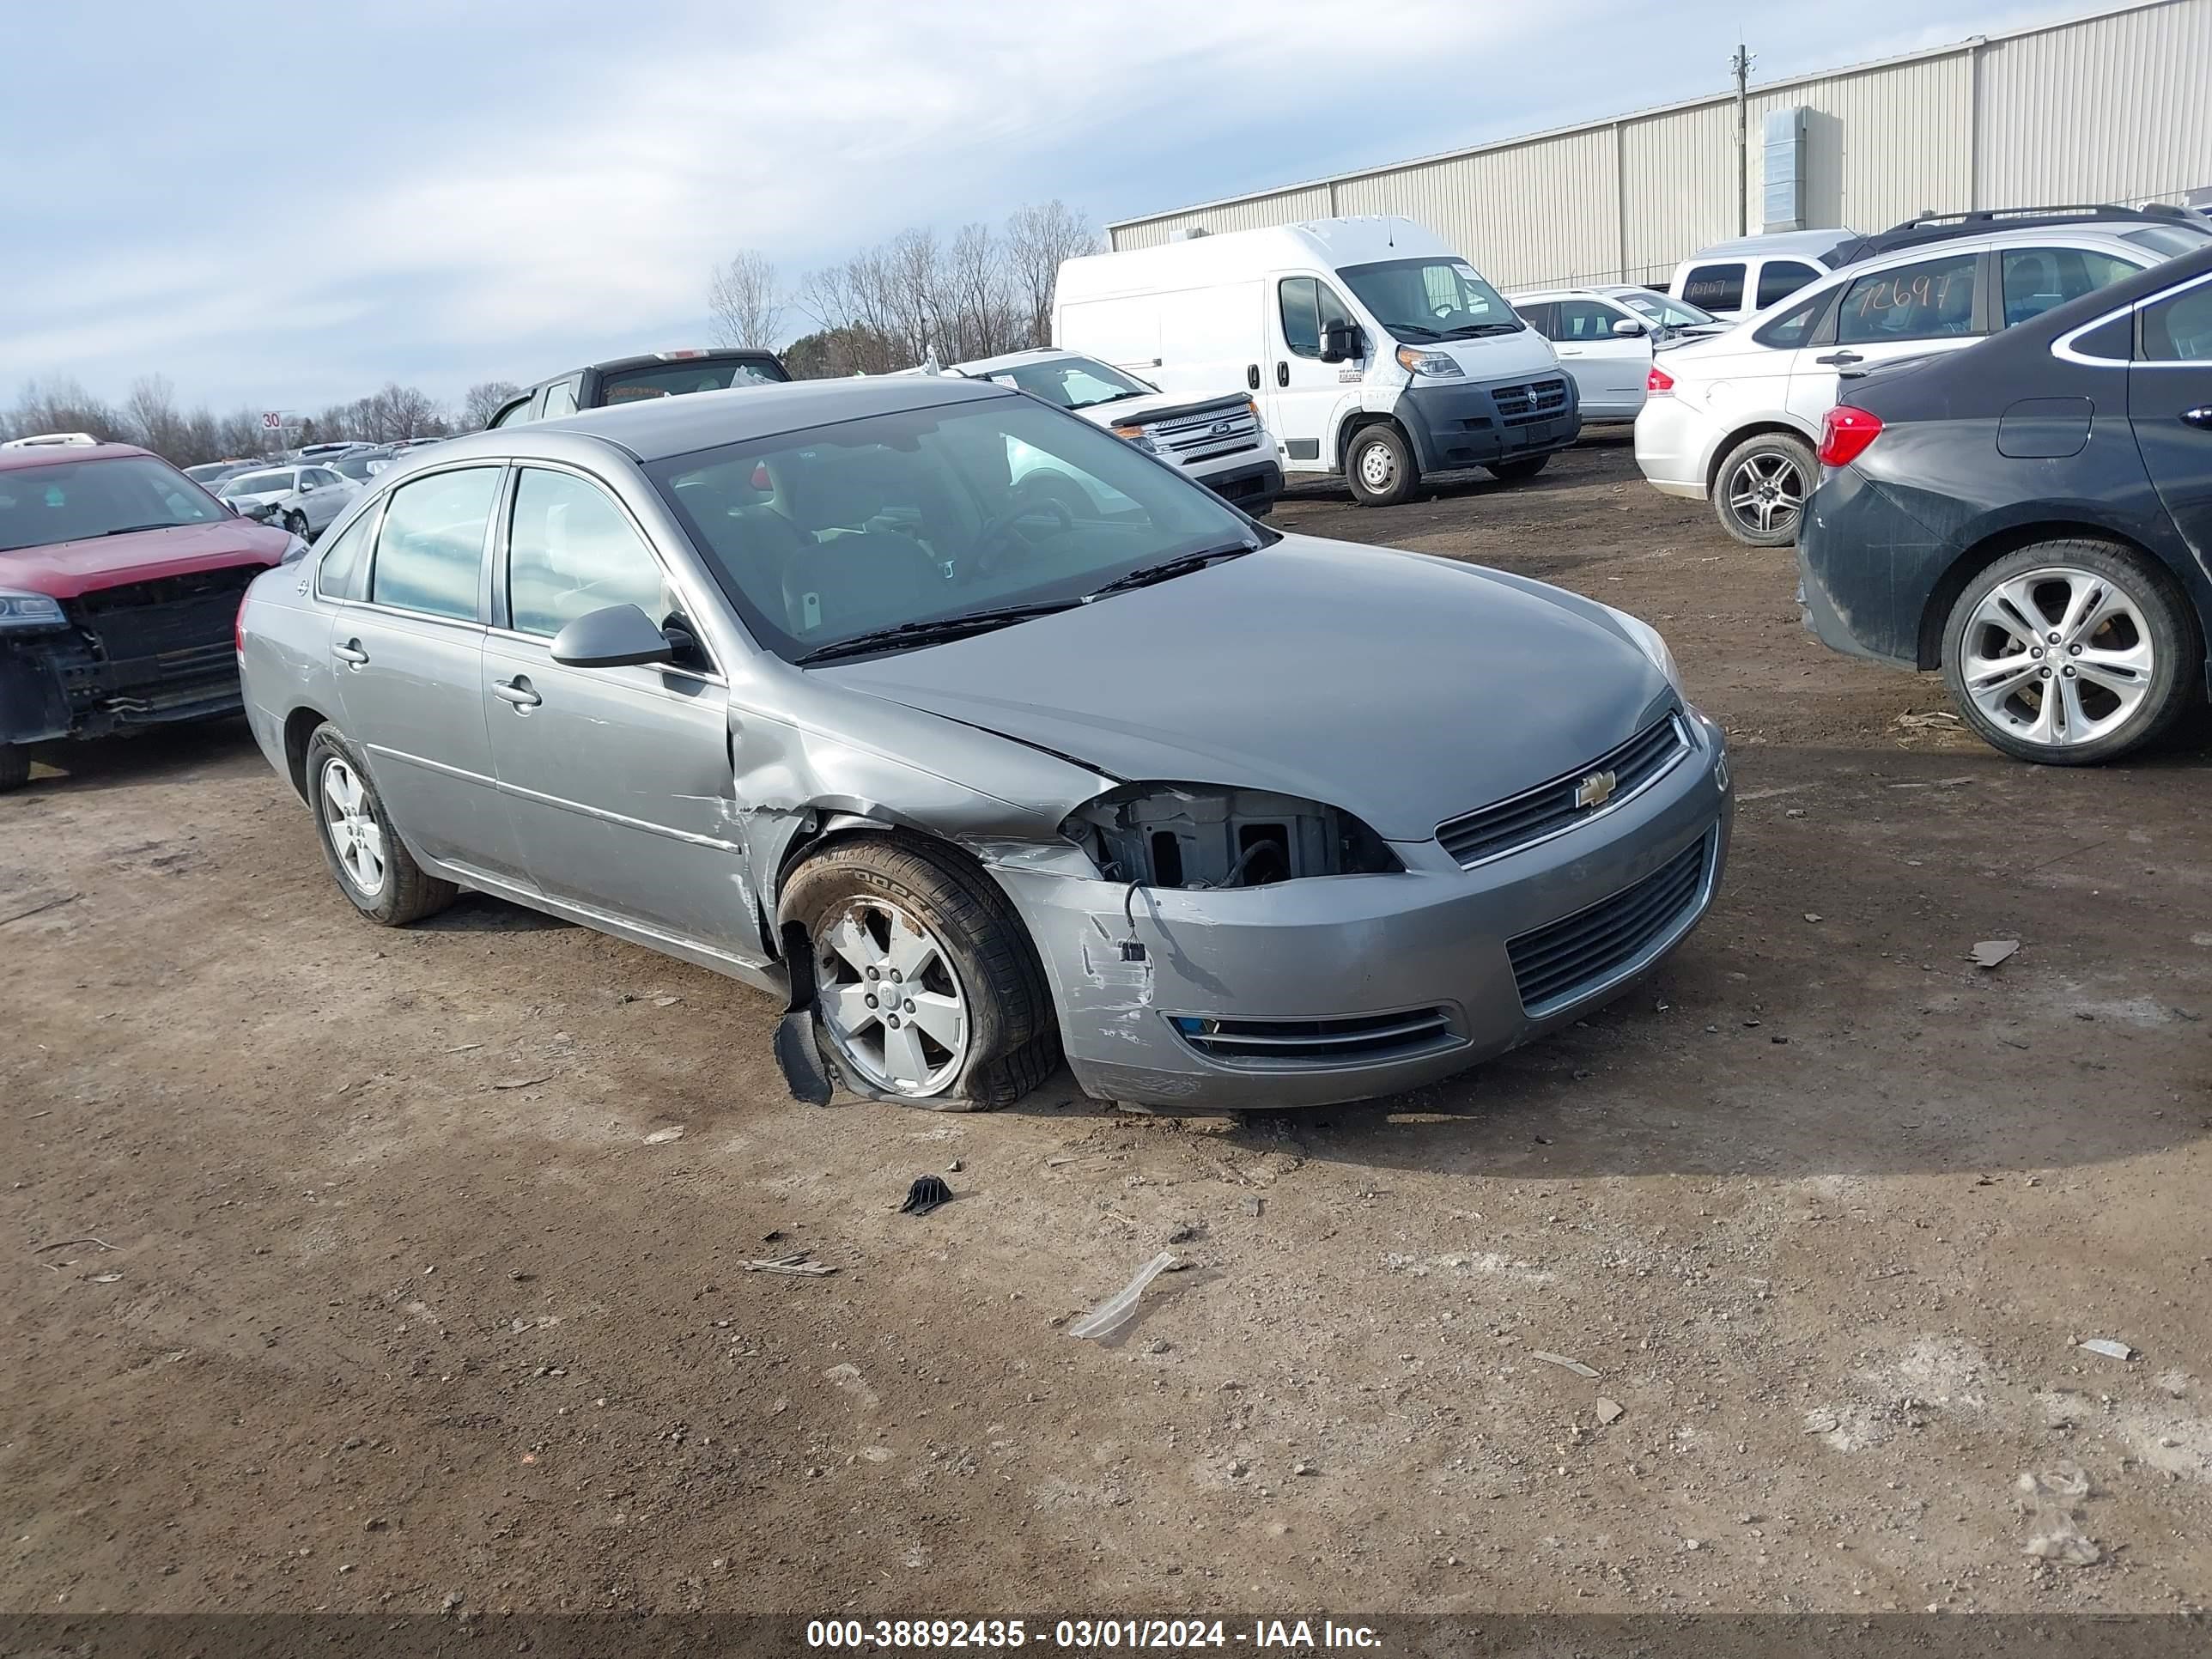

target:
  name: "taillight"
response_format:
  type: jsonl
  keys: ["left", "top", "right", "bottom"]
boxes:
{"left": 1645, "top": 365, "right": 1674, "bottom": 395}
{"left": 1819, "top": 405, "right": 1884, "bottom": 468}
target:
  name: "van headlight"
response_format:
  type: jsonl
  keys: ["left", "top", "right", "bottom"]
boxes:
{"left": 1605, "top": 605, "right": 1682, "bottom": 690}
{"left": 1395, "top": 345, "right": 1463, "bottom": 378}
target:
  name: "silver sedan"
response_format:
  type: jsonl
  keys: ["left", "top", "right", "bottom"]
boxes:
{"left": 218, "top": 464, "right": 360, "bottom": 538}
{"left": 237, "top": 377, "right": 1730, "bottom": 1110}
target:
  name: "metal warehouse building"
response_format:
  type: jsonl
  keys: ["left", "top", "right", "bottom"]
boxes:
{"left": 1109, "top": 0, "right": 2212, "bottom": 292}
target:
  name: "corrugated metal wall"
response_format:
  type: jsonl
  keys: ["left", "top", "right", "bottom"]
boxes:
{"left": 1109, "top": 0, "right": 2212, "bottom": 289}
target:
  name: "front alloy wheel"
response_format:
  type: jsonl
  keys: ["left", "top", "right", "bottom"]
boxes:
{"left": 1941, "top": 541, "right": 2193, "bottom": 764}
{"left": 814, "top": 898, "right": 971, "bottom": 1096}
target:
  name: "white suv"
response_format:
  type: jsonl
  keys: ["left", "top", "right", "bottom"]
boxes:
{"left": 1635, "top": 221, "right": 2203, "bottom": 546}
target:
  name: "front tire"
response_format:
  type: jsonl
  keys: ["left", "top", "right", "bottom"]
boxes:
{"left": 783, "top": 836, "right": 1059, "bottom": 1109}
{"left": 1713, "top": 431, "right": 1815, "bottom": 547}
{"left": 285, "top": 510, "right": 310, "bottom": 538}
{"left": 1940, "top": 540, "right": 2196, "bottom": 765}
{"left": 305, "top": 725, "right": 458, "bottom": 924}
{"left": 1345, "top": 422, "right": 1419, "bottom": 507}
{"left": 1486, "top": 454, "right": 1550, "bottom": 483}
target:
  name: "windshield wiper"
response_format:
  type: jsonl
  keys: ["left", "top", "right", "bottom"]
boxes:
{"left": 794, "top": 601, "right": 1078, "bottom": 665}
{"left": 100, "top": 522, "right": 184, "bottom": 537}
{"left": 1384, "top": 322, "right": 1443, "bottom": 341}
{"left": 1441, "top": 321, "right": 1523, "bottom": 338}
{"left": 1083, "top": 542, "right": 1257, "bottom": 599}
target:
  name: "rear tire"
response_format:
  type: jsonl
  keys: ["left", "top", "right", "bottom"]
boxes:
{"left": 1939, "top": 539, "right": 2196, "bottom": 765}
{"left": 1486, "top": 454, "right": 1550, "bottom": 483}
{"left": 1345, "top": 422, "right": 1419, "bottom": 507}
{"left": 305, "top": 724, "right": 458, "bottom": 924}
{"left": 782, "top": 835, "right": 1059, "bottom": 1110}
{"left": 0, "top": 744, "right": 29, "bottom": 793}
{"left": 1712, "top": 431, "right": 1815, "bottom": 547}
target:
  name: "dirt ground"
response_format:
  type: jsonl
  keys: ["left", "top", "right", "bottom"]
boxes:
{"left": 5, "top": 431, "right": 2210, "bottom": 1622}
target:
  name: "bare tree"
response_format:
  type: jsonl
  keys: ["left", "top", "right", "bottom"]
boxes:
{"left": 1005, "top": 199, "right": 1100, "bottom": 347}
{"left": 462, "top": 380, "right": 524, "bottom": 428}
{"left": 708, "top": 249, "right": 785, "bottom": 349}
{"left": 942, "top": 223, "right": 1024, "bottom": 362}
{"left": 7, "top": 377, "right": 130, "bottom": 446}
{"left": 124, "top": 374, "right": 188, "bottom": 459}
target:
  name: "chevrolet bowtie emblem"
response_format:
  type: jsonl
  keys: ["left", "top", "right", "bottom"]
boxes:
{"left": 1575, "top": 769, "right": 1618, "bottom": 810}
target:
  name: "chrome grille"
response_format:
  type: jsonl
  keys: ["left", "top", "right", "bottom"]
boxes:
{"left": 1145, "top": 404, "right": 1261, "bottom": 465}
{"left": 1169, "top": 1007, "right": 1461, "bottom": 1068}
{"left": 1437, "top": 713, "right": 1687, "bottom": 868}
{"left": 1507, "top": 837, "right": 1708, "bottom": 1012}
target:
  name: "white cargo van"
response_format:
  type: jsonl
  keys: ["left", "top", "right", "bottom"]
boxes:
{"left": 1054, "top": 217, "right": 1578, "bottom": 507}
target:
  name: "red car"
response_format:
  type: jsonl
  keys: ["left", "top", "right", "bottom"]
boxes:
{"left": 0, "top": 440, "right": 299, "bottom": 790}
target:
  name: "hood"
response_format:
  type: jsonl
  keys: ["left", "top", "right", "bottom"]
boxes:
{"left": 1076, "top": 390, "right": 1248, "bottom": 428}
{"left": 818, "top": 534, "right": 1672, "bottom": 842}
{"left": 0, "top": 519, "right": 293, "bottom": 600}
{"left": 1427, "top": 325, "right": 1560, "bottom": 381}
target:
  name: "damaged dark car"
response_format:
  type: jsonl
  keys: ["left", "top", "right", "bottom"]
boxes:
{"left": 236, "top": 377, "right": 1732, "bottom": 1111}
{"left": 0, "top": 441, "right": 301, "bottom": 790}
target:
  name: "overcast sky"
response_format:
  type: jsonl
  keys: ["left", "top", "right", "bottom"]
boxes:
{"left": 4, "top": 0, "right": 2079, "bottom": 416}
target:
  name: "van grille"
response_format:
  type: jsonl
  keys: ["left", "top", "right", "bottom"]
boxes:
{"left": 1492, "top": 377, "right": 1571, "bottom": 428}
{"left": 1169, "top": 1007, "right": 1461, "bottom": 1068}
{"left": 1437, "top": 713, "right": 1687, "bottom": 867}
{"left": 1506, "top": 837, "right": 1708, "bottom": 1012}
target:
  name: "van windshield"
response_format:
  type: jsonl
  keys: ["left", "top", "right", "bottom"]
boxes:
{"left": 1340, "top": 257, "right": 1524, "bottom": 343}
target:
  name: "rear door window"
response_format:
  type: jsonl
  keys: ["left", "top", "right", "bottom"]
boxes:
{"left": 1834, "top": 252, "right": 1981, "bottom": 346}
{"left": 2140, "top": 282, "right": 2212, "bottom": 361}
{"left": 2000, "top": 247, "right": 2142, "bottom": 327}
{"left": 369, "top": 466, "right": 501, "bottom": 622}
{"left": 1681, "top": 263, "right": 1746, "bottom": 312}
{"left": 1755, "top": 260, "right": 1821, "bottom": 308}
{"left": 1511, "top": 301, "right": 1557, "bottom": 337}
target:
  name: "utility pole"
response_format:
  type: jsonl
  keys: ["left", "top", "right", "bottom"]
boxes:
{"left": 1731, "top": 41, "right": 1755, "bottom": 237}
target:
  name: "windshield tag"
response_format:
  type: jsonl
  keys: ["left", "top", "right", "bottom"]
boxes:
{"left": 989, "top": 375, "right": 1019, "bottom": 388}
{"left": 1452, "top": 263, "right": 1480, "bottom": 282}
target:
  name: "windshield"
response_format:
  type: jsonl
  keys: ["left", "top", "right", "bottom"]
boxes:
{"left": 646, "top": 394, "right": 1266, "bottom": 664}
{"left": 1618, "top": 290, "right": 1719, "bottom": 328}
{"left": 1339, "top": 256, "right": 1522, "bottom": 342}
{"left": 2123, "top": 224, "right": 2209, "bottom": 259}
{"left": 976, "top": 356, "right": 1155, "bottom": 411}
{"left": 331, "top": 455, "right": 379, "bottom": 479}
{"left": 222, "top": 471, "right": 293, "bottom": 496}
{"left": 601, "top": 356, "right": 791, "bottom": 405}
{"left": 0, "top": 454, "right": 231, "bottom": 551}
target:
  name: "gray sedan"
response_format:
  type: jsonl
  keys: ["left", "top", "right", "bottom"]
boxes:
{"left": 237, "top": 377, "right": 1731, "bottom": 1110}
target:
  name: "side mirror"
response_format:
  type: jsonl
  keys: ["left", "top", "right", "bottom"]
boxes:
{"left": 1612, "top": 318, "right": 1648, "bottom": 337}
{"left": 1319, "top": 320, "right": 1363, "bottom": 364}
{"left": 549, "top": 603, "right": 675, "bottom": 669}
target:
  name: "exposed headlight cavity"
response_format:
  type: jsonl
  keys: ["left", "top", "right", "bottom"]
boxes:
{"left": 1063, "top": 784, "right": 1401, "bottom": 888}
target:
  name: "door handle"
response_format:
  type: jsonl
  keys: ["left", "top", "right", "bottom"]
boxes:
{"left": 1275, "top": 362, "right": 1289, "bottom": 387}
{"left": 492, "top": 677, "right": 541, "bottom": 708}
{"left": 1246, "top": 363, "right": 1261, "bottom": 390}
{"left": 1814, "top": 350, "right": 1863, "bottom": 366}
{"left": 1557, "top": 347, "right": 1584, "bottom": 356}
{"left": 2182, "top": 405, "right": 2212, "bottom": 430}
{"left": 332, "top": 640, "right": 368, "bottom": 665}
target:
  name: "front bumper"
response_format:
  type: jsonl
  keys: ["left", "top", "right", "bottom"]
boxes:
{"left": 1, "top": 632, "right": 245, "bottom": 744}
{"left": 1400, "top": 374, "right": 1582, "bottom": 472}
{"left": 994, "top": 711, "right": 1732, "bottom": 1109}
{"left": 1193, "top": 457, "right": 1282, "bottom": 515}
{"left": 1632, "top": 396, "right": 1714, "bottom": 499}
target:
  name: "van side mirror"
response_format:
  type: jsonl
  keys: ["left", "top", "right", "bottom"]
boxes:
{"left": 1612, "top": 318, "right": 1648, "bottom": 337}
{"left": 1319, "top": 321, "right": 1364, "bottom": 364}
{"left": 550, "top": 604, "right": 675, "bottom": 669}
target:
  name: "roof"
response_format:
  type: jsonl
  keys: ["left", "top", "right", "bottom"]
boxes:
{"left": 1680, "top": 228, "right": 1858, "bottom": 262}
{"left": 0, "top": 441, "right": 156, "bottom": 475}
{"left": 950, "top": 348, "right": 1077, "bottom": 374}
{"left": 420, "top": 376, "right": 1012, "bottom": 467}
{"left": 1109, "top": 0, "right": 2188, "bottom": 232}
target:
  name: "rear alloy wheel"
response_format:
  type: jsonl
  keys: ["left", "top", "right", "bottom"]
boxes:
{"left": 1486, "top": 454, "right": 1549, "bottom": 483}
{"left": 783, "top": 836, "right": 1059, "bottom": 1109}
{"left": 1714, "top": 431, "right": 1815, "bottom": 547}
{"left": 1346, "top": 423, "right": 1419, "bottom": 508}
{"left": 1941, "top": 541, "right": 2195, "bottom": 765}
{"left": 305, "top": 724, "right": 458, "bottom": 923}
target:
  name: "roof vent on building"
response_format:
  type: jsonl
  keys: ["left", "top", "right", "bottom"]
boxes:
{"left": 1168, "top": 227, "right": 1209, "bottom": 241}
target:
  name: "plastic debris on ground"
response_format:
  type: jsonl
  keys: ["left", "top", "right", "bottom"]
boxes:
{"left": 1068, "top": 1250, "right": 1179, "bottom": 1340}
{"left": 1969, "top": 939, "right": 2020, "bottom": 969}
{"left": 643, "top": 1126, "right": 684, "bottom": 1144}
{"left": 898, "top": 1175, "right": 953, "bottom": 1216}
{"left": 743, "top": 1254, "right": 837, "bottom": 1276}
{"left": 1528, "top": 1351, "right": 1599, "bottom": 1379}
{"left": 2076, "top": 1338, "right": 2134, "bottom": 1360}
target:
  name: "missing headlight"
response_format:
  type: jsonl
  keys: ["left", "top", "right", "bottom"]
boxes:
{"left": 1063, "top": 785, "right": 1400, "bottom": 888}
